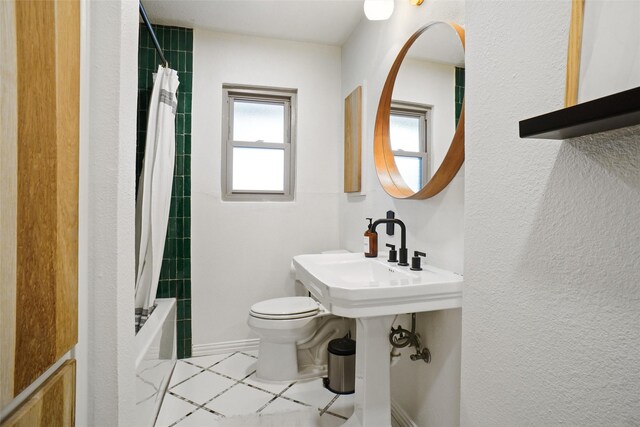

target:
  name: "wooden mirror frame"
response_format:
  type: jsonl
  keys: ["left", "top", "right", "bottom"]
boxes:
{"left": 374, "top": 22, "right": 465, "bottom": 199}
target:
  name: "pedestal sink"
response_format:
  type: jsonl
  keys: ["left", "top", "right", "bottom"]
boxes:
{"left": 292, "top": 253, "right": 463, "bottom": 427}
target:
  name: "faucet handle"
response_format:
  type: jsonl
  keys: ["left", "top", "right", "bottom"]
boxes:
{"left": 386, "top": 244, "right": 398, "bottom": 263}
{"left": 410, "top": 251, "right": 426, "bottom": 271}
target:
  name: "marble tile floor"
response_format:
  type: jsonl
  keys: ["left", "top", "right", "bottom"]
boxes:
{"left": 155, "top": 351, "right": 356, "bottom": 427}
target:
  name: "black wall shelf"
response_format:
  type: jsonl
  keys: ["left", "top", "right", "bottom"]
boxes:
{"left": 519, "top": 86, "right": 640, "bottom": 140}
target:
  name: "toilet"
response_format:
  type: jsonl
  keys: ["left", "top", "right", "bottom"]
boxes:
{"left": 248, "top": 296, "right": 348, "bottom": 382}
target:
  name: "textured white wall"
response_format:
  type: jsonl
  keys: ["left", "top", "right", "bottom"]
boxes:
{"left": 76, "top": 0, "right": 138, "bottom": 424}
{"left": 340, "top": 1, "right": 464, "bottom": 425}
{"left": 191, "top": 30, "right": 342, "bottom": 346}
{"left": 462, "top": 1, "right": 640, "bottom": 425}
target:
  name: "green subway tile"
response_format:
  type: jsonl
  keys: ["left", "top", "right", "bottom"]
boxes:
{"left": 184, "top": 340, "right": 192, "bottom": 358}
{"left": 184, "top": 320, "right": 191, "bottom": 338}
{"left": 184, "top": 262, "right": 191, "bottom": 278}
{"left": 184, "top": 283, "right": 191, "bottom": 298}
{"left": 184, "top": 200, "right": 190, "bottom": 218}
{"left": 176, "top": 219, "right": 185, "bottom": 240}
{"left": 177, "top": 300, "right": 185, "bottom": 318}
{"left": 185, "top": 114, "right": 191, "bottom": 134}
{"left": 171, "top": 259, "right": 177, "bottom": 279}
{"left": 176, "top": 176, "right": 184, "bottom": 197}
{"left": 170, "top": 28, "right": 179, "bottom": 50}
{"left": 179, "top": 29, "right": 186, "bottom": 50}
{"left": 184, "top": 135, "right": 191, "bottom": 154}
{"left": 185, "top": 51, "right": 192, "bottom": 72}
{"left": 185, "top": 240, "right": 191, "bottom": 259}
{"left": 184, "top": 159, "right": 191, "bottom": 181}
{"left": 176, "top": 155, "right": 184, "bottom": 176}
{"left": 184, "top": 72, "right": 192, "bottom": 90}
{"left": 186, "top": 31, "right": 193, "bottom": 51}
{"left": 176, "top": 319, "right": 184, "bottom": 338}
{"left": 177, "top": 199, "right": 185, "bottom": 220}
{"left": 168, "top": 216, "right": 177, "bottom": 237}
{"left": 184, "top": 93, "right": 192, "bottom": 112}
{"left": 177, "top": 258, "right": 185, "bottom": 279}
{"left": 179, "top": 52, "right": 186, "bottom": 71}
{"left": 138, "top": 69, "right": 146, "bottom": 89}
{"left": 177, "top": 343, "right": 185, "bottom": 359}
{"left": 185, "top": 302, "right": 191, "bottom": 319}
{"left": 177, "top": 113, "right": 184, "bottom": 134}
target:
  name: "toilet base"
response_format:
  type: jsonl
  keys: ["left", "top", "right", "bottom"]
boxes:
{"left": 256, "top": 340, "right": 299, "bottom": 381}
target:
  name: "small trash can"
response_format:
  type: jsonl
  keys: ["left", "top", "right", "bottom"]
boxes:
{"left": 324, "top": 337, "right": 356, "bottom": 394}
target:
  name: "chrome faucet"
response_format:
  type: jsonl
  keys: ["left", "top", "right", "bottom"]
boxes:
{"left": 371, "top": 218, "right": 409, "bottom": 266}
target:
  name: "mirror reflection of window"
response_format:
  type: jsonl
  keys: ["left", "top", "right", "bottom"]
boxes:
{"left": 389, "top": 102, "right": 431, "bottom": 193}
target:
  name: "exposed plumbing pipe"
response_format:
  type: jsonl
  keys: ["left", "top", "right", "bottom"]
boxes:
{"left": 298, "top": 317, "right": 348, "bottom": 350}
{"left": 389, "top": 313, "right": 431, "bottom": 363}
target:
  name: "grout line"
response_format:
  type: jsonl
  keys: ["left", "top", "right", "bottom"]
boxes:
{"left": 162, "top": 351, "right": 353, "bottom": 424}
{"left": 167, "top": 366, "right": 205, "bottom": 390}
{"left": 324, "top": 409, "right": 349, "bottom": 421}
{"left": 165, "top": 391, "right": 224, "bottom": 427}
{"left": 183, "top": 351, "right": 235, "bottom": 370}
{"left": 239, "top": 351, "right": 258, "bottom": 359}
{"left": 319, "top": 394, "right": 339, "bottom": 416}
{"left": 255, "top": 394, "right": 280, "bottom": 413}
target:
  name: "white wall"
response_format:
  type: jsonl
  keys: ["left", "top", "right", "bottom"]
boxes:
{"left": 340, "top": 1, "right": 464, "bottom": 425}
{"left": 394, "top": 58, "right": 456, "bottom": 176}
{"left": 191, "top": 30, "right": 342, "bottom": 346}
{"left": 462, "top": 1, "right": 640, "bottom": 425}
{"left": 76, "top": 0, "right": 138, "bottom": 424}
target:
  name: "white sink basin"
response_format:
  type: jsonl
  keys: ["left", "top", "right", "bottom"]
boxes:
{"left": 293, "top": 252, "right": 463, "bottom": 318}
{"left": 293, "top": 252, "right": 463, "bottom": 426}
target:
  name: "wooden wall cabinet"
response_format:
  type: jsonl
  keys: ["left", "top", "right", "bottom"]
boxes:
{"left": 1, "top": 0, "right": 80, "bottom": 423}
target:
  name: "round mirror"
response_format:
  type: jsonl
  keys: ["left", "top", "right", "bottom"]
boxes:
{"left": 374, "top": 22, "right": 465, "bottom": 199}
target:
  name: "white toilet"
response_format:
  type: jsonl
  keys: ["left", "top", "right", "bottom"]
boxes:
{"left": 248, "top": 296, "right": 348, "bottom": 382}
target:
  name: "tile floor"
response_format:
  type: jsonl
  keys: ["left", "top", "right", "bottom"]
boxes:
{"left": 155, "top": 351, "right": 354, "bottom": 426}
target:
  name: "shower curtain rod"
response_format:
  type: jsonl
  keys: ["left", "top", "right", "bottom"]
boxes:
{"left": 139, "top": 0, "right": 169, "bottom": 68}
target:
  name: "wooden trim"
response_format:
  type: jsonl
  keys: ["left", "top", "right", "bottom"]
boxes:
{"left": 1, "top": 360, "right": 76, "bottom": 427}
{"left": 565, "top": 0, "right": 585, "bottom": 107}
{"left": 344, "top": 86, "right": 362, "bottom": 193}
{"left": 373, "top": 21, "right": 465, "bottom": 199}
{"left": 54, "top": 0, "right": 80, "bottom": 359}
{"left": 0, "top": 0, "right": 18, "bottom": 408}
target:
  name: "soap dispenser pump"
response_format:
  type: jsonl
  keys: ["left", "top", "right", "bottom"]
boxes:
{"left": 364, "top": 218, "right": 378, "bottom": 258}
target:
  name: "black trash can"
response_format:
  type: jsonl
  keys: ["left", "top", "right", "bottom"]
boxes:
{"left": 324, "top": 337, "right": 356, "bottom": 394}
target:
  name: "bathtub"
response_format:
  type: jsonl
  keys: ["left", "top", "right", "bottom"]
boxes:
{"left": 135, "top": 298, "right": 177, "bottom": 427}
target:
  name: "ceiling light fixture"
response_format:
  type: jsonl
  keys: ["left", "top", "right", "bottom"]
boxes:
{"left": 364, "top": 0, "right": 395, "bottom": 21}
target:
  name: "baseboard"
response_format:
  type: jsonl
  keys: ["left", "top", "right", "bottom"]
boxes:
{"left": 191, "top": 339, "right": 260, "bottom": 357}
{"left": 391, "top": 399, "right": 418, "bottom": 427}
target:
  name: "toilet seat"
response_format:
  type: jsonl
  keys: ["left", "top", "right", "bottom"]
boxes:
{"left": 250, "top": 297, "right": 320, "bottom": 320}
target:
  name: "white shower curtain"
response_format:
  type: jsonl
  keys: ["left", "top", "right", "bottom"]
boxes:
{"left": 135, "top": 65, "right": 180, "bottom": 332}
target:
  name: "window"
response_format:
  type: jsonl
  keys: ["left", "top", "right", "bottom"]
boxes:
{"left": 389, "top": 102, "right": 431, "bottom": 193}
{"left": 222, "top": 85, "right": 297, "bottom": 201}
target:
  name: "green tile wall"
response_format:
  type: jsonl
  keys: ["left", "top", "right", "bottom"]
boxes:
{"left": 137, "top": 24, "right": 193, "bottom": 359}
{"left": 455, "top": 67, "right": 465, "bottom": 127}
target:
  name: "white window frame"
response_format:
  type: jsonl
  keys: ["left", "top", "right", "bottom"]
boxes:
{"left": 221, "top": 84, "right": 297, "bottom": 201}
{"left": 390, "top": 101, "right": 432, "bottom": 189}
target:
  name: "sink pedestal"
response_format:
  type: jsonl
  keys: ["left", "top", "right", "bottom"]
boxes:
{"left": 343, "top": 315, "right": 395, "bottom": 427}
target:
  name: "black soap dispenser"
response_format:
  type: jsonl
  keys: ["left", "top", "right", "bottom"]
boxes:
{"left": 364, "top": 218, "right": 378, "bottom": 258}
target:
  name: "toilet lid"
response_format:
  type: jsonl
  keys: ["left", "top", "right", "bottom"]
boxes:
{"left": 250, "top": 297, "right": 320, "bottom": 320}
